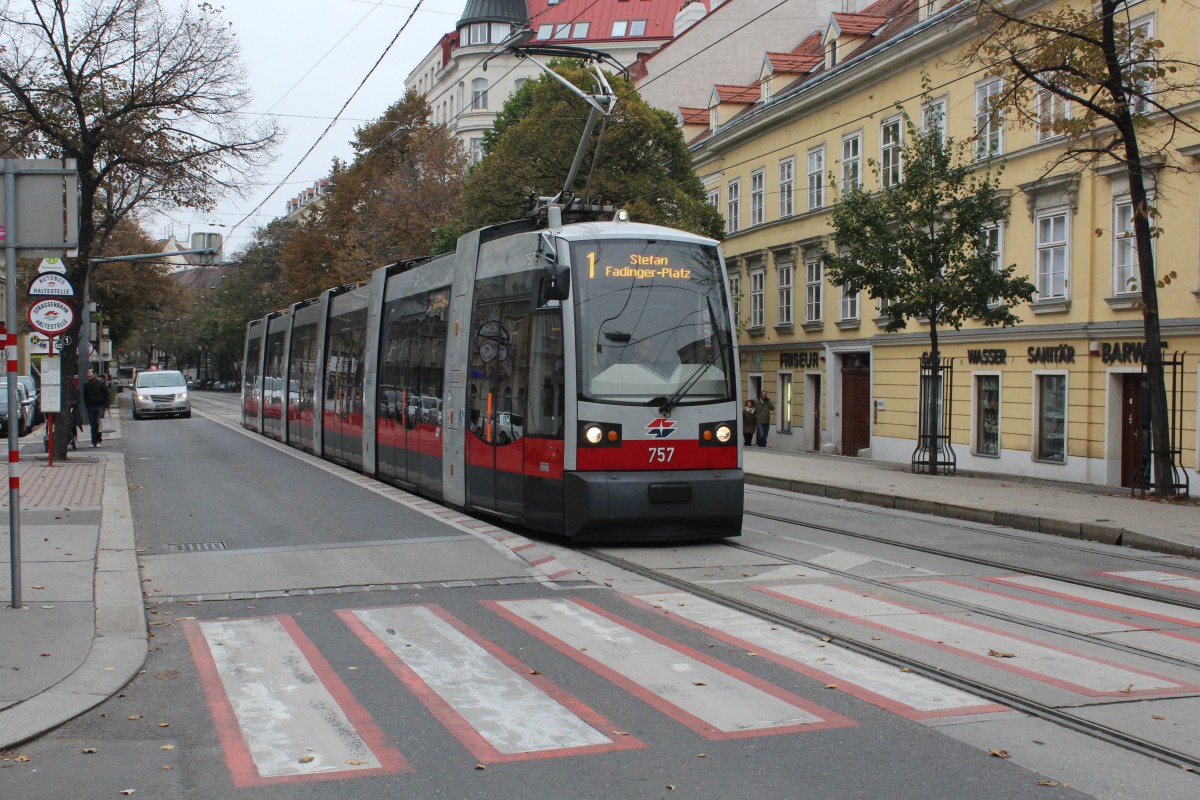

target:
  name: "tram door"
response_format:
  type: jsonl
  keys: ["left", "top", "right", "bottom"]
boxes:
{"left": 465, "top": 271, "right": 536, "bottom": 518}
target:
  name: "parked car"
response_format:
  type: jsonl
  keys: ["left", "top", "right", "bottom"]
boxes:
{"left": 131, "top": 369, "right": 191, "bottom": 419}
{"left": 0, "top": 380, "right": 33, "bottom": 436}
{"left": 17, "top": 375, "right": 41, "bottom": 425}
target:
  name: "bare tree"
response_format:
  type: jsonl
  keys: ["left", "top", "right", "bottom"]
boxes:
{"left": 970, "top": 0, "right": 1198, "bottom": 497}
{"left": 0, "top": 0, "right": 280, "bottom": 457}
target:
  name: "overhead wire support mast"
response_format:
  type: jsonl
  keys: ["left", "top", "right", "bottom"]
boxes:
{"left": 484, "top": 29, "right": 622, "bottom": 217}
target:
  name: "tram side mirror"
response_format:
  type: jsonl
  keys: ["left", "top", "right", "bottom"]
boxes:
{"left": 539, "top": 231, "right": 570, "bottom": 302}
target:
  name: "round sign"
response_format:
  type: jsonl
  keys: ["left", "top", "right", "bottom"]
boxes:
{"left": 28, "top": 272, "right": 75, "bottom": 297}
{"left": 28, "top": 298, "right": 75, "bottom": 335}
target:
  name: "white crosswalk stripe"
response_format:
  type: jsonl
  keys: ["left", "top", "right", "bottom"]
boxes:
{"left": 186, "top": 616, "right": 408, "bottom": 786}
{"left": 1100, "top": 570, "right": 1200, "bottom": 598}
{"left": 761, "top": 584, "right": 1192, "bottom": 696}
{"left": 490, "top": 597, "right": 856, "bottom": 738}
{"left": 630, "top": 591, "right": 1001, "bottom": 719}
{"left": 988, "top": 575, "right": 1200, "bottom": 627}
{"left": 340, "top": 605, "right": 633, "bottom": 761}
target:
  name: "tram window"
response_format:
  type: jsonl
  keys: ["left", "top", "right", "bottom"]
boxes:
{"left": 525, "top": 308, "right": 565, "bottom": 437}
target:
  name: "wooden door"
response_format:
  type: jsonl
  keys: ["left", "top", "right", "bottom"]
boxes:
{"left": 841, "top": 359, "right": 871, "bottom": 456}
{"left": 1120, "top": 374, "right": 1147, "bottom": 488}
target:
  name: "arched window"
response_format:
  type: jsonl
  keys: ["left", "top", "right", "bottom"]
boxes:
{"left": 471, "top": 78, "right": 488, "bottom": 111}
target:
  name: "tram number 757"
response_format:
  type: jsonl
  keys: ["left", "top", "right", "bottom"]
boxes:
{"left": 648, "top": 447, "right": 675, "bottom": 463}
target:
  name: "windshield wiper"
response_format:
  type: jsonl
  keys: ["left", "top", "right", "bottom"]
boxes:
{"left": 657, "top": 299, "right": 727, "bottom": 416}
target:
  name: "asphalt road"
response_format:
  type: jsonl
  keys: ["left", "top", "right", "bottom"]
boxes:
{"left": 2, "top": 394, "right": 1197, "bottom": 799}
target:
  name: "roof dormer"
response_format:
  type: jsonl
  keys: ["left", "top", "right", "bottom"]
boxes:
{"left": 917, "top": 0, "right": 952, "bottom": 23}
{"left": 708, "top": 84, "right": 758, "bottom": 131}
{"left": 677, "top": 107, "right": 709, "bottom": 142}
{"left": 759, "top": 50, "right": 823, "bottom": 102}
{"left": 823, "top": 12, "right": 889, "bottom": 69}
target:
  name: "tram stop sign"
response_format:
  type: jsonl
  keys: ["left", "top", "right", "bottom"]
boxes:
{"left": 28, "top": 298, "right": 74, "bottom": 335}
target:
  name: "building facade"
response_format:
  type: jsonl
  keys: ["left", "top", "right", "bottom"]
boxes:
{"left": 408, "top": 0, "right": 700, "bottom": 162}
{"left": 640, "top": 0, "right": 1200, "bottom": 490}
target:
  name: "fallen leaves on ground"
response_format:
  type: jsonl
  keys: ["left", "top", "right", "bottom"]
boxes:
{"left": 298, "top": 755, "right": 315, "bottom": 764}
{"left": 987, "top": 649, "right": 1015, "bottom": 658}
{"left": 989, "top": 749, "right": 1010, "bottom": 759}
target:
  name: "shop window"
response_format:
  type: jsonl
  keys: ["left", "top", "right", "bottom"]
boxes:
{"left": 1035, "top": 373, "right": 1066, "bottom": 463}
{"left": 974, "top": 374, "right": 1000, "bottom": 456}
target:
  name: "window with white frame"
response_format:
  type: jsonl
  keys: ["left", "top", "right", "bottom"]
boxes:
{"left": 470, "top": 138, "right": 485, "bottom": 164}
{"left": 1035, "top": 373, "right": 1067, "bottom": 463}
{"left": 807, "top": 146, "right": 824, "bottom": 210}
{"left": 1036, "top": 89, "right": 1070, "bottom": 142}
{"left": 572, "top": 22, "right": 589, "bottom": 38}
{"left": 840, "top": 284, "right": 859, "bottom": 321}
{"left": 750, "top": 169, "right": 765, "bottom": 226}
{"left": 922, "top": 97, "right": 947, "bottom": 147}
{"left": 981, "top": 223, "right": 1003, "bottom": 303}
{"left": 779, "top": 158, "right": 794, "bottom": 218}
{"left": 975, "top": 78, "right": 1003, "bottom": 159}
{"left": 537, "top": 23, "right": 553, "bottom": 40}
{"left": 1035, "top": 212, "right": 1068, "bottom": 299}
{"left": 471, "top": 78, "right": 488, "bottom": 110}
{"left": 553, "top": 23, "right": 571, "bottom": 39}
{"left": 777, "top": 261, "right": 794, "bottom": 326}
{"left": 630, "top": 20, "right": 647, "bottom": 36}
{"left": 1126, "top": 15, "right": 1155, "bottom": 115}
{"left": 749, "top": 267, "right": 765, "bottom": 328}
{"left": 727, "top": 180, "right": 741, "bottom": 234}
{"left": 881, "top": 117, "right": 903, "bottom": 188}
{"left": 841, "top": 133, "right": 861, "bottom": 192}
{"left": 729, "top": 273, "right": 741, "bottom": 324}
{"left": 611, "top": 20, "right": 628, "bottom": 37}
{"left": 706, "top": 187, "right": 719, "bottom": 208}
{"left": 1113, "top": 200, "right": 1139, "bottom": 295}
{"left": 805, "top": 258, "right": 823, "bottom": 323}
{"left": 762, "top": 75, "right": 773, "bottom": 103}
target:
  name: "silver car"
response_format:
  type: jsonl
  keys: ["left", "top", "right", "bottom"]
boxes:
{"left": 0, "top": 380, "right": 32, "bottom": 436}
{"left": 131, "top": 369, "right": 191, "bottom": 419}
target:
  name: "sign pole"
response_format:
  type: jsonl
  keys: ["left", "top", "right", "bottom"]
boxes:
{"left": 4, "top": 163, "right": 22, "bottom": 609}
{"left": 46, "top": 337, "right": 55, "bottom": 468}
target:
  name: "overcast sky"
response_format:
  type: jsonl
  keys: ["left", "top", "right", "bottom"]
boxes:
{"left": 152, "top": 0, "right": 464, "bottom": 256}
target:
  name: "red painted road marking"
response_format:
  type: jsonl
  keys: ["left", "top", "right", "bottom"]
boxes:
{"left": 339, "top": 604, "right": 642, "bottom": 763}
{"left": 184, "top": 616, "right": 410, "bottom": 787}
{"left": 1096, "top": 570, "right": 1200, "bottom": 599}
{"left": 490, "top": 597, "right": 857, "bottom": 739}
{"left": 758, "top": 583, "right": 1196, "bottom": 698}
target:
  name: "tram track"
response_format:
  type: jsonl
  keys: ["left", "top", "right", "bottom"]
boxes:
{"left": 744, "top": 490, "right": 1200, "bottom": 612}
{"left": 580, "top": 543, "right": 1200, "bottom": 773}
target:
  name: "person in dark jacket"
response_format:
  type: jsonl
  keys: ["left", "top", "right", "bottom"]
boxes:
{"left": 742, "top": 399, "right": 756, "bottom": 447}
{"left": 82, "top": 370, "right": 109, "bottom": 447}
{"left": 753, "top": 390, "right": 775, "bottom": 448}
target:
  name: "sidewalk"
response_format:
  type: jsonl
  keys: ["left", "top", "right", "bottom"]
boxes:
{"left": 743, "top": 447, "right": 1200, "bottom": 558}
{"left": 0, "top": 408, "right": 143, "bottom": 751}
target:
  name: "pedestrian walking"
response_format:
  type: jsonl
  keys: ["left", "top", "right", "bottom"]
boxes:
{"left": 82, "top": 370, "right": 109, "bottom": 448}
{"left": 742, "top": 399, "right": 756, "bottom": 447}
{"left": 753, "top": 390, "right": 775, "bottom": 448}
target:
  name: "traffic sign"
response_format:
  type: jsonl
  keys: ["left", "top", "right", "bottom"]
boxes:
{"left": 28, "top": 333, "right": 66, "bottom": 354}
{"left": 28, "top": 298, "right": 74, "bottom": 335}
{"left": 28, "top": 272, "right": 75, "bottom": 297}
{"left": 37, "top": 257, "right": 68, "bottom": 274}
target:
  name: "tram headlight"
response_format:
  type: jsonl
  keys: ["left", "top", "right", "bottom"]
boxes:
{"left": 583, "top": 423, "right": 604, "bottom": 445}
{"left": 714, "top": 424, "right": 732, "bottom": 443}
{"left": 698, "top": 420, "right": 737, "bottom": 447}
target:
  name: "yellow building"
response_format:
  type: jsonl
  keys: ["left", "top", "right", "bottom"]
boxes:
{"left": 655, "top": 0, "right": 1199, "bottom": 490}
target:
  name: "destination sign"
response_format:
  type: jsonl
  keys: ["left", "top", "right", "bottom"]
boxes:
{"left": 585, "top": 251, "right": 693, "bottom": 281}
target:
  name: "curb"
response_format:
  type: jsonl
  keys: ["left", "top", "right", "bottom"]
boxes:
{"left": 0, "top": 453, "right": 146, "bottom": 750}
{"left": 744, "top": 472, "right": 1198, "bottom": 559}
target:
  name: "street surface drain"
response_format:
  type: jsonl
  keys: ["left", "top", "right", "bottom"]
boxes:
{"left": 166, "top": 541, "right": 228, "bottom": 552}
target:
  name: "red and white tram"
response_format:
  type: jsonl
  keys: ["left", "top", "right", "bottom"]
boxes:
{"left": 242, "top": 210, "right": 744, "bottom": 541}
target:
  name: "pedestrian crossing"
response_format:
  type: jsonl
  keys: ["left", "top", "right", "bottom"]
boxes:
{"left": 183, "top": 572, "right": 1200, "bottom": 786}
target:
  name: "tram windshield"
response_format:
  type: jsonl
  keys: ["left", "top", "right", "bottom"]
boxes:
{"left": 573, "top": 238, "right": 735, "bottom": 406}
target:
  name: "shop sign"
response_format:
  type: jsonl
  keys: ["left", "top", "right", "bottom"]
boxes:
{"left": 1099, "top": 340, "right": 1166, "bottom": 365}
{"left": 1027, "top": 344, "right": 1076, "bottom": 364}
{"left": 779, "top": 351, "right": 821, "bottom": 369}
{"left": 967, "top": 348, "right": 1007, "bottom": 365}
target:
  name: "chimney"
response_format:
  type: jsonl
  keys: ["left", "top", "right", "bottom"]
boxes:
{"left": 675, "top": 0, "right": 706, "bottom": 36}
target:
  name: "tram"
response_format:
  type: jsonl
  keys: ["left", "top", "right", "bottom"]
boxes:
{"left": 242, "top": 206, "right": 744, "bottom": 541}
